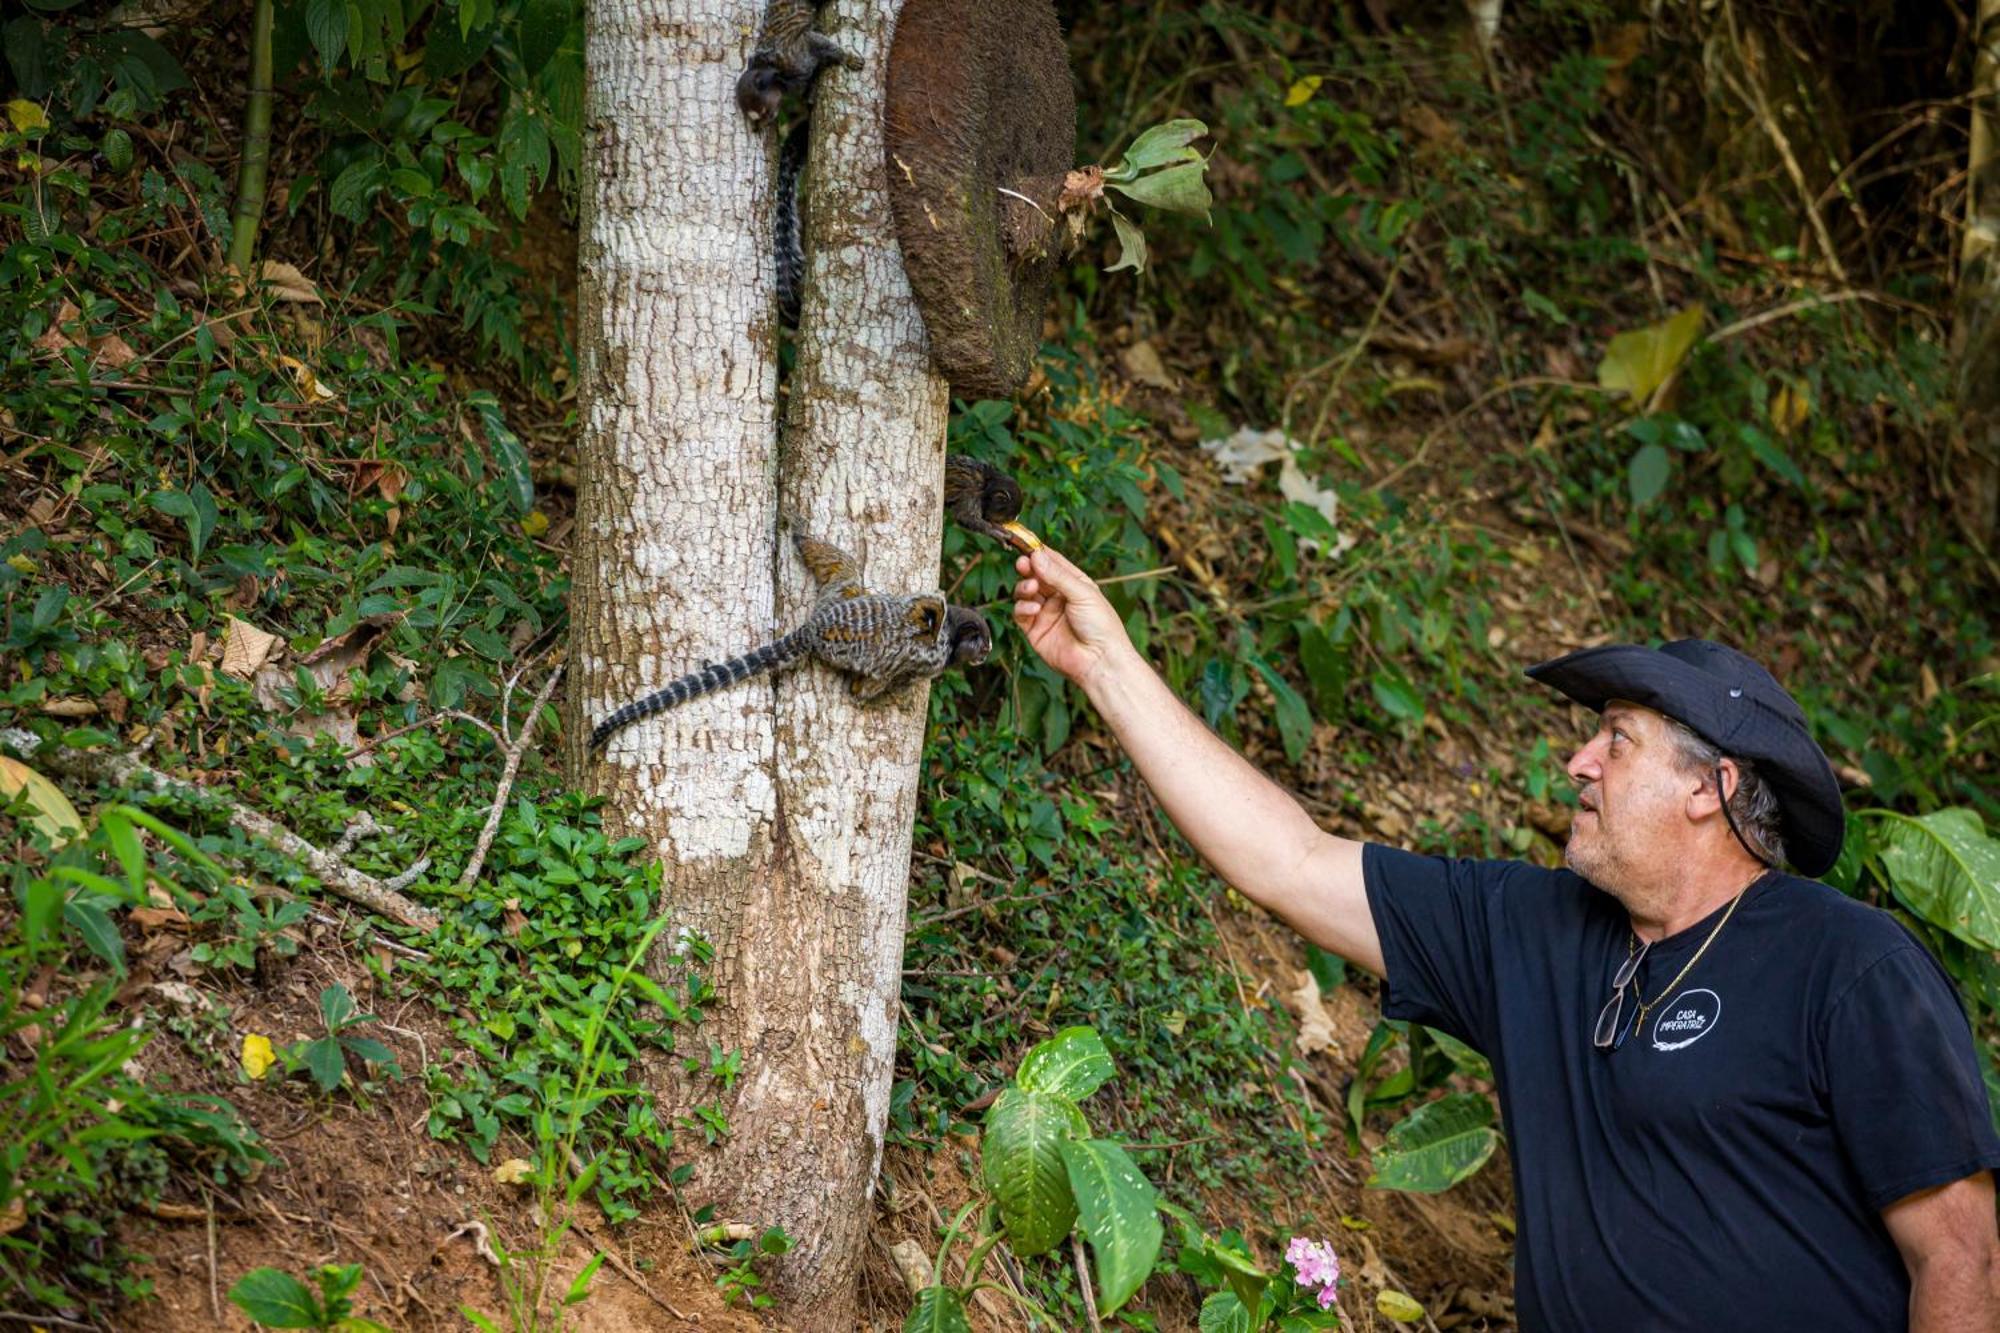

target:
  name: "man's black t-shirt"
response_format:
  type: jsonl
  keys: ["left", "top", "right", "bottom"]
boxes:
{"left": 1362, "top": 844, "right": 2000, "bottom": 1332}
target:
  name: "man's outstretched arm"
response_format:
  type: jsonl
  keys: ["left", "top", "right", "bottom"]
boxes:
{"left": 1012, "top": 546, "right": 1384, "bottom": 975}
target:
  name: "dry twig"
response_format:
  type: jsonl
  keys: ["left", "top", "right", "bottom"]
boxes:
{"left": 458, "top": 665, "right": 564, "bottom": 889}
{"left": 31, "top": 742, "right": 439, "bottom": 930}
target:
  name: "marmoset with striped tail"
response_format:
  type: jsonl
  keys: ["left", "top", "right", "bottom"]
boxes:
{"left": 735, "top": 0, "right": 862, "bottom": 129}
{"left": 589, "top": 533, "right": 990, "bottom": 751}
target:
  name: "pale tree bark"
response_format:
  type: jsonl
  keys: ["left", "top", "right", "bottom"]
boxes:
{"left": 744, "top": 0, "right": 950, "bottom": 1313}
{"left": 1953, "top": 0, "right": 2000, "bottom": 556}
{"left": 573, "top": 0, "right": 944, "bottom": 1321}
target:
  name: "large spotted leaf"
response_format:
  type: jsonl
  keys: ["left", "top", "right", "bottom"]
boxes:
{"left": 1059, "top": 1137, "right": 1163, "bottom": 1315}
{"left": 1014, "top": 1026, "right": 1115, "bottom": 1103}
{"left": 981, "top": 1088, "right": 1086, "bottom": 1256}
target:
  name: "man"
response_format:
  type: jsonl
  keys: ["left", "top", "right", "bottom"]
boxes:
{"left": 1010, "top": 544, "right": 2000, "bottom": 1330}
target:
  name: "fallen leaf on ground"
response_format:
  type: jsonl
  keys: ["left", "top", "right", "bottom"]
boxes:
{"left": 220, "top": 616, "right": 282, "bottom": 680}
{"left": 259, "top": 260, "right": 322, "bottom": 304}
{"left": 0, "top": 756, "right": 83, "bottom": 845}
{"left": 1289, "top": 968, "right": 1340, "bottom": 1057}
{"left": 493, "top": 1159, "right": 535, "bottom": 1185}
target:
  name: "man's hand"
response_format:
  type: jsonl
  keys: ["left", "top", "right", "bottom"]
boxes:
{"left": 1006, "top": 542, "right": 1383, "bottom": 976}
{"left": 1011, "top": 547, "right": 1134, "bottom": 691}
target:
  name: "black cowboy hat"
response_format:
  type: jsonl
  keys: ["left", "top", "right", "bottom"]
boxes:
{"left": 1525, "top": 638, "right": 1845, "bottom": 877}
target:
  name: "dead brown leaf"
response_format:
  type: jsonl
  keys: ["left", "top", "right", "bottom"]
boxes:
{"left": 220, "top": 616, "right": 283, "bottom": 680}
{"left": 33, "top": 300, "right": 80, "bottom": 356}
{"left": 1289, "top": 968, "right": 1341, "bottom": 1057}
{"left": 259, "top": 260, "right": 323, "bottom": 304}
{"left": 91, "top": 333, "right": 139, "bottom": 369}
{"left": 1120, "top": 339, "right": 1176, "bottom": 390}
{"left": 131, "top": 906, "right": 190, "bottom": 932}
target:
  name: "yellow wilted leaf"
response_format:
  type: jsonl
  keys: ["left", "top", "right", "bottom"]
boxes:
{"left": 0, "top": 756, "right": 82, "bottom": 846}
{"left": 493, "top": 1158, "right": 535, "bottom": 1185}
{"left": 276, "top": 354, "right": 338, "bottom": 402}
{"left": 5, "top": 100, "right": 48, "bottom": 134}
{"left": 1595, "top": 304, "right": 1705, "bottom": 404}
{"left": 241, "top": 1033, "right": 277, "bottom": 1080}
{"left": 1285, "top": 75, "right": 1324, "bottom": 107}
{"left": 1376, "top": 1290, "right": 1426, "bottom": 1323}
{"left": 521, "top": 511, "right": 550, "bottom": 538}
{"left": 1770, "top": 381, "right": 1810, "bottom": 435}
{"left": 6, "top": 554, "right": 35, "bottom": 574}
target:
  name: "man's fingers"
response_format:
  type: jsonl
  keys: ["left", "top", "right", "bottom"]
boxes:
{"left": 1027, "top": 545, "right": 1093, "bottom": 597}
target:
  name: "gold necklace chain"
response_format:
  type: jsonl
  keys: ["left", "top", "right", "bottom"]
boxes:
{"left": 1627, "top": 874, "right": 1762, "bottom": 1030}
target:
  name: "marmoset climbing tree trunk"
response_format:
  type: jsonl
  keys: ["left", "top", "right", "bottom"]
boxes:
{"left": 572, "top": 0, "right": 942, "bottom": 1321}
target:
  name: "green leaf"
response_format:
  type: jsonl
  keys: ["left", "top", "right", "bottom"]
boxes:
{"left": 980, "top": 1088, "right": 1084, "bottom": 1256}
{"left": 301, "top": 1036, "right": 347, "bottom": 1093}
{"left": 469, "top": 391, "right": 533, "bottom": 513}
{"left": 150, "top": 486, "right": 218, "bottom": 561}
{"left": 564, "top": 1252, "right": 605, "bottom": 1305}
{"left": 1627, "top": 441, "right": 1671, "bottom": 507}
{"left": 1107, "top": 209, "right": 1147, "bottom": 273}
{"left": 1114, "top": 118, "right": 1208, "bottom": 175}
{"left": 1059, "top": 1138, "right": 1162, "bottom": 1315}
{"left": 319, "top": 982, "right": 356, "bottom": 1031}
{"left": 903, "top": 1287, "right": 973, "bottom": 1333}
{"left": 101, "top": 127, "right": 134, "bottom": 173}
{"left": 339, "top": 1036, "right": 396, "bottom": 1066}
{"left": 1107, "top": 159, "right": 1213, "bottom": 220}
{"left": 1869, "top": 808, "right": 2000, "bottom": 950}
{"left": 327, "top": 157, "right": 386, "bottom": 222}
{"left": 459, "top": 1308, "right": 503, "bottom": 1333}
{"left": 1736, "top": 422, "right": 1807, "bottom": 489}
{"left": 1596, "top": 304, "right": 1704, "bottom": 403}
{"left": 1369, "top": 670, "right": 1424, "bottom": 723}
{"left": 23, "top": 875, "right": 61, "bottom": 952}
{"left": 100, "top": 807, "right": 146, "bottom": 896}
{"left": 1366, "top": 1092, "right": 1498, "bottom": 1193}
{"left": 516, "top": 0, "right": 568, "bottom": 73}
{"left": 1304, "top": 943, "right": 1346, "bottom": 992}
{"left": 423, "top": 11, "right": 496, "bottom": 77}
{"left": 304, "top": 0, "right": 348, "bottom": 71}
{"left": 1295, "top": 623, "right": 1348, "bottom": 719}
{"left": 64, "top": 897, "right": 124, "bottom": 970}
{"left": 1199, "top": 1290, "right": 1257, "bottom": 1333}
{"left": 229, "top": 1267, "right": 323, "bottom": 1328}
{"left": 1248, "top": 657, "right": 1313, "bottom": 763}
{"left": 1424, "top": 1027, "right": 1491, "bottom": 1081}
{"left": 1016, "top": 1026, "right": 1115, "bottom": 1102}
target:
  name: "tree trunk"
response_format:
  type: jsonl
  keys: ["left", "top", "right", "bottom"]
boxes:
{"left": 573, "top": 0, "right": 944, "bottom": 1320}
{"left": 743, "top": 0, "right": 950, "bottom": 1313}
{"left": 1953, "top": 0, "right": 2000, "bottom": 555}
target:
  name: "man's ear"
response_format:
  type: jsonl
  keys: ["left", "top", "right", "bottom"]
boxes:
{"left": 1688, "top": 760, "right": 1735, "bottom": 819}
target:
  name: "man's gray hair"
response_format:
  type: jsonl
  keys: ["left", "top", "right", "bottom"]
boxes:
{"left": 1662, "top": 718, "right": 1787, "bottom": 866}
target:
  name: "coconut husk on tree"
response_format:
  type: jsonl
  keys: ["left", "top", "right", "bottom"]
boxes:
{"left": 886, "top": 1, "right": 1214, "bottom": 399}
{"left": 883, "top": 0, "right": 1075, "bottom": 399}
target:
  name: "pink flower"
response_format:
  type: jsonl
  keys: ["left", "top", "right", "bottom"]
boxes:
{"left": 1285, "top": 1235, "right": 1341, "bottom": 1305}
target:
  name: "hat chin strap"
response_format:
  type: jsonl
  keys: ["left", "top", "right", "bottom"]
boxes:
{"left": 1714, "top": 762, "right": 1776, "bottom": 869}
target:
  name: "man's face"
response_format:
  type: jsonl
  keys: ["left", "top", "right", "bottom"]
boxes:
{"left": 1562, "top": 700, "right": 1701, "bottom": 897}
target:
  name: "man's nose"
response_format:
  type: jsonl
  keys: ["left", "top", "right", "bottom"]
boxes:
{"left": 1566, "top": 736, "right": 1602, "bottom": 785}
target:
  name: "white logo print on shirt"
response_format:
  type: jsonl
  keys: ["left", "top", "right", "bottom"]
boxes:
{"left": 1651, "top": 989, "right": 1722, "bottom": 1051}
